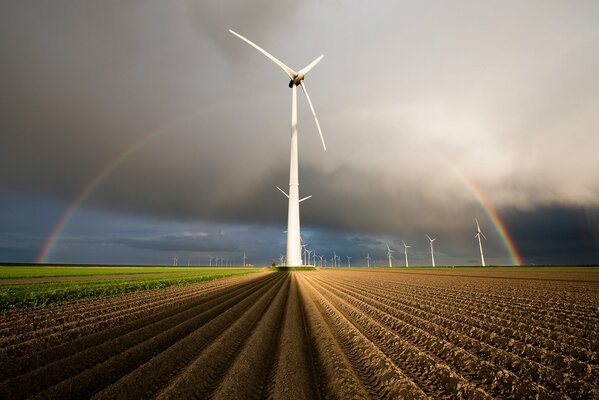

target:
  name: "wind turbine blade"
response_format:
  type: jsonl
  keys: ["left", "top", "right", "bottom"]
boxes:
{"left": 481, "top": 232, "right": 487, "bottom": 240}
{"left": 426, "top": 234, "right": 432, "bottom": 241}
{"left": 275, "top": 186, "right": 289, "bottom": 198}
{"left": 475, "top": 217, "right": 481, "bottom": 231}
{"left": 432, "top": 238, "right": 436, "bottom": 242}
{"left": 300, "top": 82, "right": 326, "bottom": 151}
{"left": 299, "top": 195, "right": 313, "bottom": 202}
{"left": 229, "top": 29, "right": 296, "bottom": 79}
{"left": 298, "top": 54, "right": 324, "bottom": 75}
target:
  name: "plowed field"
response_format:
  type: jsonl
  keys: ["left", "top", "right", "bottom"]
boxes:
{"left": 1, "top": 269, "right": 597, "bottom": 399}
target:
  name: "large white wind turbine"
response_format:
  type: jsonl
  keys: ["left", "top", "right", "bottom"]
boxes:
{"left": 230, "top": 29, "right": 326, "bottom": 266}
{"left": 366, "top": 253, "right": 371, "bottom": 268}
{"left": 402, "top": 240, "right": 411, "bottom": 267}
{"left": 475, "top": 218, "right": 487, "bottom": 267}
{"left": 386, "top": 244, "right": 394, "bottom": 268}
{"left": 426, "top": 234, "right": 436, "bottom": 267}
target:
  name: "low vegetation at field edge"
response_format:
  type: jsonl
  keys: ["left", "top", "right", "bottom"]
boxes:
{"left": 0, "top": 267, "right": 261, "bottom": 312}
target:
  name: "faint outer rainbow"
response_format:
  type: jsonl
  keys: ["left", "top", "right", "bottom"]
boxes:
{"left": 442, "top": 158, "right": 523, "bottom": 266}
{"left": 36, "top": 109, "right": 203, "bottom": 263}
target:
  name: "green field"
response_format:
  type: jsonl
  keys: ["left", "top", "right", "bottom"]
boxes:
{"left": 0, "top": 266, "right": 262, "bottom": 312}
{"left": 0, "top": 265, "right": 231, "bottom": 279}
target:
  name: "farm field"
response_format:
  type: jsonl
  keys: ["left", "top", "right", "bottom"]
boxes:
{"left": 1, "top": 268, "right": 598, "bottom": 399}
{"left": 0, "top": 266, "right": 261, "bottom": 311}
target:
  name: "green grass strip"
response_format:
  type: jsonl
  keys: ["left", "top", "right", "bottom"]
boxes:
{"left": 0, "top": 269, "right": 260, "bottom": 312}
{"left": 0, "top": 266, "right": 235, "bottom": 279}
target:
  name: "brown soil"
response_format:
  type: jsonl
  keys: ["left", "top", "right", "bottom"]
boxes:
{"left": 1, "top": 270, "right": 597, "bottom": 399}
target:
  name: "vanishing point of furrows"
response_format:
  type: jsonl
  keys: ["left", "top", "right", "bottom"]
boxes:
{"left": 1, "top": 269, "right": 597, "bottom": 399}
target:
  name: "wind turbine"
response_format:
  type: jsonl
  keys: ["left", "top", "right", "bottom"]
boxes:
{"left": 426, "top": 234, "right": 436, "bottom": 267}
{"left": 402, "top": 240, "right": 411, "bottom": 267}
{"left": 243, "top": 252, "right": 248, "bottom": 267}
{"left": 366, "top": 253, "right": 371, "bottom": 268}
{"left": 347, "top": 256, "right": 352, "bottom": 268}
{"left": 386, "top": 244, "right": 394, "bottom": 268}
{"left": 475, "top": 218, "right": 487, "bottom": 267}
{"left": 333, "top": 252, "right": 337, "bottom": 268}
{"left": 172, "top": 256, "right": 178, "bottom": 266}
{"left": 301, "top": 244, "right": 308, "bottom": 265}
{"left": 230, "top": 29, "right": 326, "bottom": 267}
{"left": 209, "top": 255, "right": 213, "bottom": 267}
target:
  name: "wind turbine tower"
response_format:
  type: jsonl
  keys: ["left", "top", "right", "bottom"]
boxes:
{"left": 402, "top": 240, "right": 411, "bottom": 267}
{"left": 347, "top": 256, "right": 352, "bottom": 268}
{"left": 386, "top": 244, "right": 394, "bottom": 268}
{"left": 426, "top": 234, "right": 436, "bottom": 267}
{"left": 475, "top": 218, "right": 487, "bottom": 267}
{"left": 366, "top": 253, "right": 371, "bottom": 268}
{"left": 230, "top": 30, "right": 327, "bottom": 266}
{"left": 243, "top": 252, "right": 248, "bottom": 267}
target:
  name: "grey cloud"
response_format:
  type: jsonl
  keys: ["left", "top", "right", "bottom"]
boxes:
{"left": 1, "top": 1, "right": 598, "bottom": 263}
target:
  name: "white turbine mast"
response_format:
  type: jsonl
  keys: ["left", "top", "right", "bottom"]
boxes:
{"left": 347, "top": 256, "right": 352, "bottom": 268}
{"left": 172, "top": 256, "right": 178, "bottom": 266}
{"left": 243, "top": 252, "right": 248, "bottom": 267}
{"left": 402, "top": 240, "right": 411, "bottom": 267}
{"left": 209, "top": 255, "right": 213, "bottom": 267}
{"left": 366, "top": 253, "right": 371, "bottom": 268}
{"left": 426, "top": 234, "right": 436, "bottom": 267}
{"left": 230, "top": 29, "right": 326, "bottom": 267}
{"left": 475, "top": 218, "right": 487, "bottom": 267}
{"left": 386, "top": 244, "right": 394, "bottom": 268}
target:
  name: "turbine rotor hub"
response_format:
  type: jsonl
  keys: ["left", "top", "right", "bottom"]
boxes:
{"left": 289, "top": 73, "right": 305, "bottom": 88}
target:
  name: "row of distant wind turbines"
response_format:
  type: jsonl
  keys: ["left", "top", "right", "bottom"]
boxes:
{"left": 385, "top": 218, "right": 487, "bottom": 267}
{"left": 229, "top": 29, "right": 489, "bottom": 267}
{"left": 284, "top": 217, "right": 488, "bottom": 268}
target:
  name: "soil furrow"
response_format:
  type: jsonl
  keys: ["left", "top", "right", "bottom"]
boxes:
{"left": 153, "top": 273, "right": 287, "bottom": 399}
{"left": 302, "top": 275, "right": 430, "bottom": 399}
{"left": 0, "top": 273, "right": 278, "bottom": 399}
{"left": 210, "top": 273, "right": 290, "bottom": 399}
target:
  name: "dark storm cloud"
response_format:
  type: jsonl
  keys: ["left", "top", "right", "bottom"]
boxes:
{"left": 1, "top": 1, "right": 598, "bottom": 264}
{"left": 117, "top": 232, "right": 239, "bottom": 253}
{"left": 506, "top": 206, "right": 599, "bottom": 265}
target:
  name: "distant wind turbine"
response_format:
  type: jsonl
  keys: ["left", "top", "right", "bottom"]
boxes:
{"left": 386, "top": 244, "right": 394, "bottom": 268}
{"left": 172, "top": 256, "right": 178, "bottom": 266}
{"left": 243, "top": 252, "right": 248, "bottom": 267}
{"left": 230, "top": 29, "right": 326, "bottom": 267}
{"left": 347, "top": 256, "right": 352, "bottom": 268}
{"left": 426, "top": 234, "right": 436, "bottom": 267}
{"left": 475, "top": 218, "right": 487, "bottom": 267}
{"left": 366, "top": 253, "right": 371, "bottom": 268}
{"left": 402, "top": 240, "right": 411, "bottom": 267}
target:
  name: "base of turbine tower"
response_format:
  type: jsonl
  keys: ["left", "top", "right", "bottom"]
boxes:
{"left": 272, "top": 266, "right": 317, "bottom": 271}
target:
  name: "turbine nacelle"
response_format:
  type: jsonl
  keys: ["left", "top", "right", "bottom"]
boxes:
{"left": 289, "top": 73, "right": 305, "bottom": 88}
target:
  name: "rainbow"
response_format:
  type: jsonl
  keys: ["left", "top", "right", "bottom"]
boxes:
{"left": 36, "top": 109, "right": 203, "bottom": 263}
{"left": 442, "top": 158, "right": 523, "bottom": 265}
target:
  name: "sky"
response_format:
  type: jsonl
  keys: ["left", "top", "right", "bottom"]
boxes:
{"left": 1, "top": 1, "right": 598, "bottom": 266}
